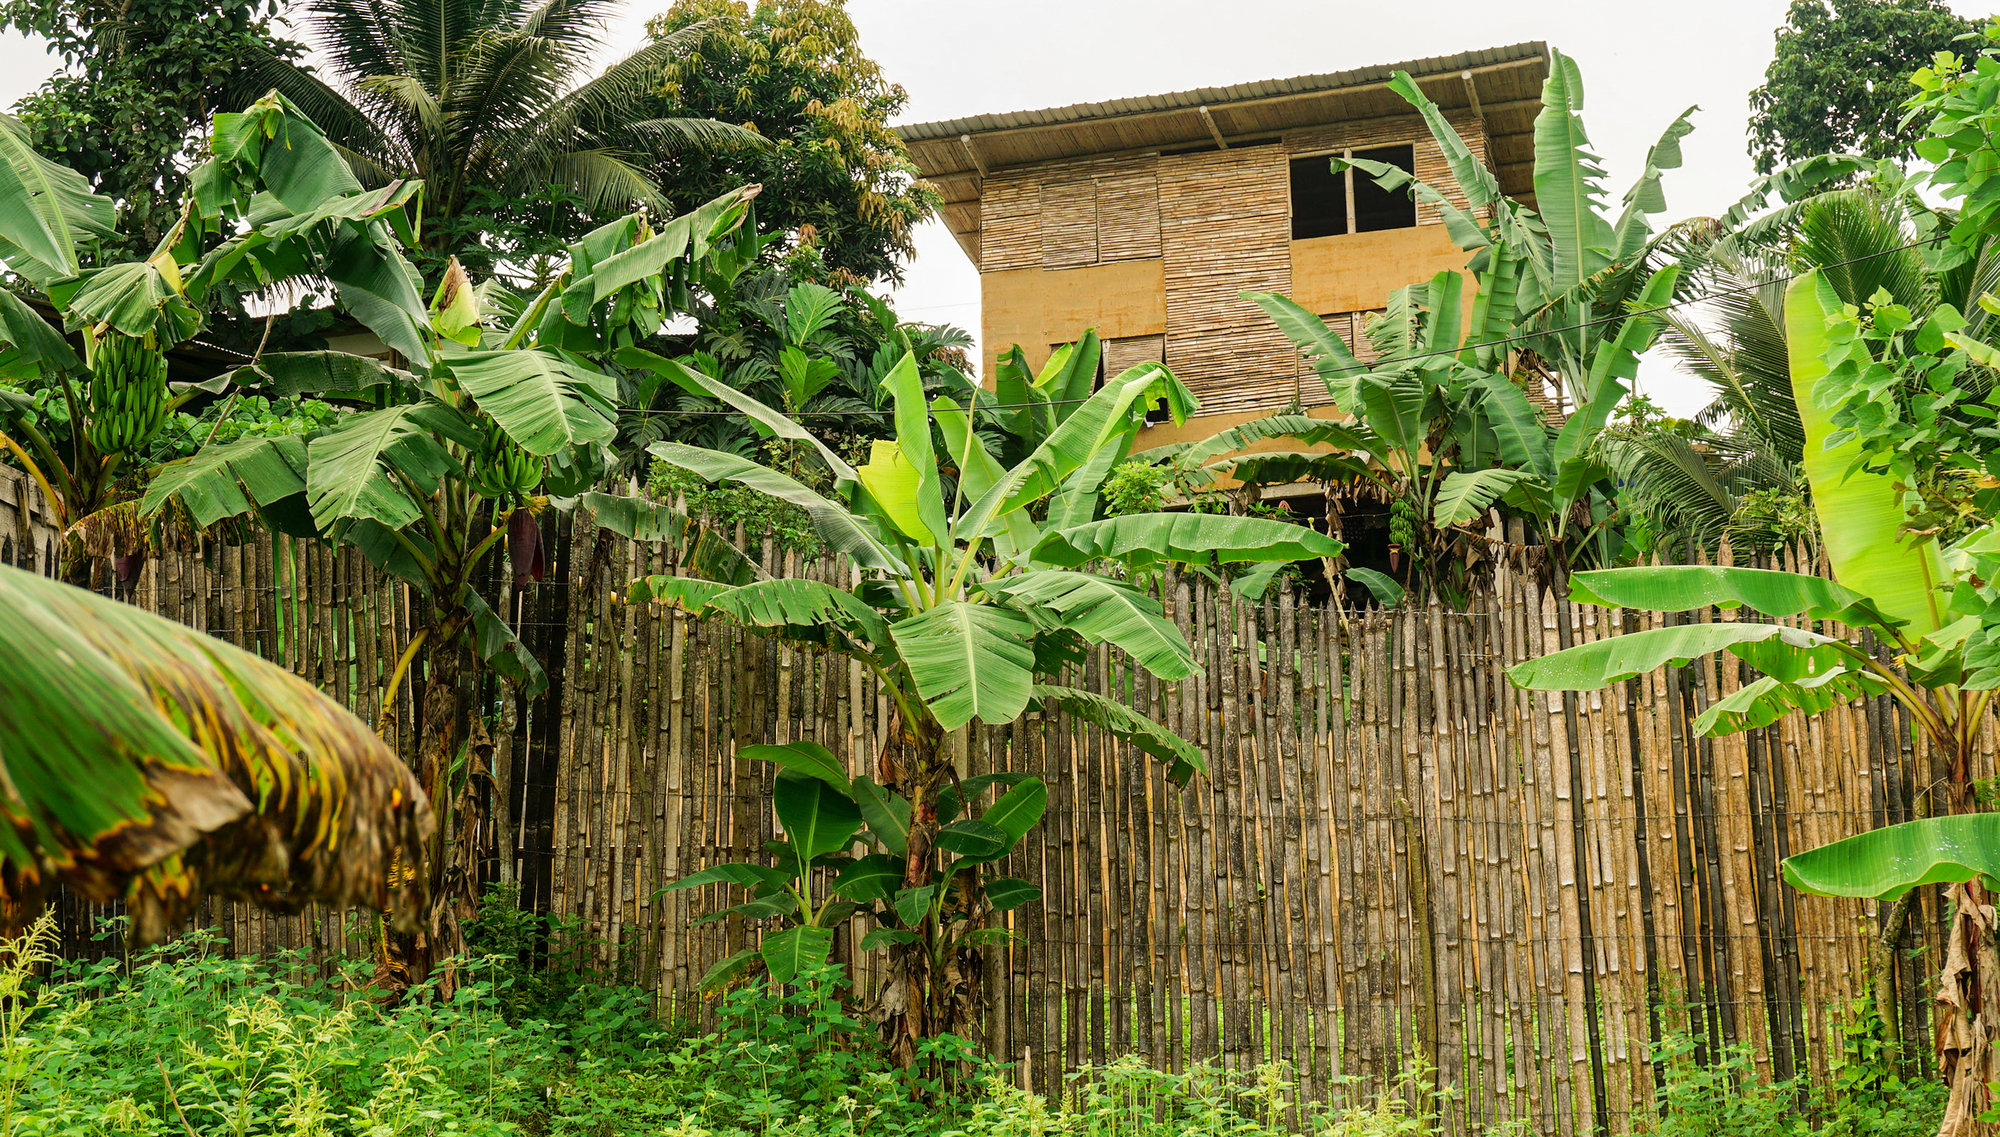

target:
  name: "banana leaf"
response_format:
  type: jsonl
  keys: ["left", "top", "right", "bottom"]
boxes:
{"left": 0, "top": 563, "right": 428, "bottom": 942}
{"left": 1787, "top": 272, "right": 1947, "bottom": 637}
{"left": 1782, "top": 815, "right": 2000, "bottom": 900}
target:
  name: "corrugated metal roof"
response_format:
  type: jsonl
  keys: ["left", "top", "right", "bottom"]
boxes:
{"left": 895, "top": 41, "right": 1548, "bottom": 142}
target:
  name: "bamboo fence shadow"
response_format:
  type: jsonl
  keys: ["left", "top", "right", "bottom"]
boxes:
{"left": 0, "top": 465, "right": 1950, "bottom": 1135}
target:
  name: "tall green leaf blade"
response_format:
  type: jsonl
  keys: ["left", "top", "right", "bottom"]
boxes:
{"left": 1532, "top": 50, "right": 1615, "bottom": 296}
{"left": 324, "top": 227, "right": 430, "bottom": 364}
{"left": 981, "top": 778, "right": 1047, "bottom": 847}
{"left": 621, "top": 348, "right": 858, "bottom": 484}
{"left": 1033, "top": 683, "right": 1204, "bottom": 783}
{"left": 0, "top": 112, "right": 114, "bottom": 285}
{"left": 1033, "top": 512, "right": 1342, "bottom": 569}
{"left": 773, "top": 771, "right": 861, "bottom": 861}
{"left": 1788, "top": 271, "right": 1947, "bottom": 636}
{"left": 980, "top": 571, "right": 1200, "bottom": 680}
{"left": 142, "top": 434, "right": 309, "bottom": 528}
{"left": 648, "top": 443, "right": 897, "bottom": 571}
{"left": 759, "top": 925, "right": 833, "bottom": 984}
{"left": 890, "top": 600, "right": 1037, "bottom": 731}
{"left": 879, "top": 351, "right": 949, "bottom": 544}
{"left": 1694, "top": 669, "right": 1884, "bottom": 736}
{"left": 1385, "top": 70, "right": 1505, "bottom": 214}
{"left": 1471, "top": 373, "right": 1552, "bottom": 477}
{"left": 305, "top": 402, "right": 471, "bottom": 535}
{"left": 954, "top": 364, "right": 1190, "bottom": 548}
{"left": 1508, "top": 621, "right": 1853, "bottom": 690}
{"left": 1782, "top": 815, "right": 2000, "bottom": 901}
{"left": 1565, "top": 565, "right": 1894, "bottom": 630}
{"left": 851, "top": 777, "right": 910, "bottom": 857}
{"left": 583, "top": 493, "right": 759, "bottom": 585}
{"left": 448, "top": 349, "right": 617, "bottom": 456}
{"left": 1434, "top": 469, "right": 1532, "bottom": 528}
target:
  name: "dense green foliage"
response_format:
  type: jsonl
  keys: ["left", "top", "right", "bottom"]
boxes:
{"left": 644, "top": 0, "right": 938, "bottom": 283}
{"left": 1748, "top": 0, "right": 1977, "bottom": 174}
{"left": 5, "top": 909, "right": 1943, "bottom": 1136}
{"left": 0, "top": 0, "right": 303, "bottom": 252}
{"left": 236, "top": 0, "right": 764, "bottom": 275}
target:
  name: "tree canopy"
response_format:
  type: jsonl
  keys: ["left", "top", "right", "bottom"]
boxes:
{"left": 238, "top": 0, "right": 765, "bottom": 276}
{"left": 644, "top": 0, "right": 937, "bottom": 283}
{"left": 1748, "top": 0, "right": 1977, "bottom": 173}
{"left": 0, "top": 0, "right": 304, "bottom": 252}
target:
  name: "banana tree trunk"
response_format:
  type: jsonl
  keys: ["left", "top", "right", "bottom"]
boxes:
{"left": 1937, "top": 880, "right": 2000, "bottom": 1137}
{"left": 876, "top": 707, "right": 964, "bottom": 1067}
{"left": 386, "top": 622, "right": 476, "bottom": 995}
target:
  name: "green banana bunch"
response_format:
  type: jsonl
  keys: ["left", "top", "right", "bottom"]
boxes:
{"left": 84, "top": 332, "right": 169, "bottom": 456}
{"left": 467, "top": 418, "right": 542, "bottom": 501}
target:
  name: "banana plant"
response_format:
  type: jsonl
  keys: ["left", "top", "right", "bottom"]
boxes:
{"left": 1246, "top": 52, "right": 1857, "bottom": 602}
{"left": 666, "top": 741, "right": 1044, "bottom": 998}
{"left": 0, "top": 561, "right": 429, "bottom": 944}
{"left": 1508, "top": 270, "right": 2000, "bottom": 1113}
{"left": 0, "top": 94, "right": 445, "bottom": 582}
{"left": 138, "top": 97, "right": 767, "bottom": 985}
{"left": 595, "top": 348, "right": 1341, "bottom": 1058}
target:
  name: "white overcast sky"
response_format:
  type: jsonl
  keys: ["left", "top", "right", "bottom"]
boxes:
{"left": 0, "top": 0, "right": 1987, "bottom": 414}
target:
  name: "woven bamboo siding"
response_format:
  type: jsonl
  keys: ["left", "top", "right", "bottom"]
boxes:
{"left": 1040, "top": 179, "right": 1098, "bottom": 268}
{"left": 20, "top": 515, "right": 1944, "bottom": 1137}
{"left": 981, "top": 177, "right": 1041, "bottom": 272}
{"left": 1104, "top": 333, "right": 1165, "bottom": 375}
{"left": 1158, "top": 146, "right": 1295, "bottom": 415}
{"left": 1096, "top": 163, "right": 1163, "bottom": 262}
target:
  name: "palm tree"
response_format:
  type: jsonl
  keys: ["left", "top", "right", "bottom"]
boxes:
{"left": 239, "top": 0, "right": 763, "bottom": 271}
{"left": 1613, "top": 180, "right": 1965, "bottom": 556}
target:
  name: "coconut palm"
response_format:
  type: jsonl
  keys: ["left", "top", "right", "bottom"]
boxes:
{"left": 236, "top": 0, "right": 764, "bottom": 268}
{"left": 1614, "top": 178, "right": 1980, "bottom": 555}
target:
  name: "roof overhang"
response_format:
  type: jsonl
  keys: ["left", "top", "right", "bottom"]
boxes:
{"left": 895, "top": 41, "right": 1551, "bottom": 265}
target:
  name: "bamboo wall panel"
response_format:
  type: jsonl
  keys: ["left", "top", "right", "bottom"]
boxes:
{"left": 26, "top": 519, "right": 1940, "bottom": 1136}
{"left": 1040, "top": 178, "right": 1098, "bottom": 269}
{"left": 1096, "top": 163, "right": 1163, "bottom": 263}
{"left": 1159, "top": 146, "right": 1296, "bottom": 416}
{"left": 1105, "top": 333, "right": 1166, "bottom": 375}
{"left": 980, "top": 177, "right": 1042, "bottom": 272}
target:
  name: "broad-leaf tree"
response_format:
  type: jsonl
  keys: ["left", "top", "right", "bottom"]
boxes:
{"left": 599, "top": 349, "right": 1341, "bottom": 1059}
{"left": 0, "top": 561, "right": 428, "bottom": 943}
{"left": 643, "top": 0, "right": 939, "bottom": 283}
{"left": 1748, "top": 0, "right": 1977, "bottom": 174}
{"left": 141, "top": 95, "right": 768, "bottom": 981}
{"left": 235, "top": 0, "right": 766, "bottom": 274}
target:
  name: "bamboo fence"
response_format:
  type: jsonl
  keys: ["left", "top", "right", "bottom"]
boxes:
{"left": 0, "top": 466, "right": 1952, "bottom": 1133}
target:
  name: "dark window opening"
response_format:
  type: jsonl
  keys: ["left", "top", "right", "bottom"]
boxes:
{"left": 1291, "top": 144, "right": 1419, "bottom": 239}
{"left": 1145, "top": 396, "right": 1172, "bottom": 425}
{"left": 1352, "top": 144, "right": 1417, "bottom": 232}
{"left": 1289, "top": 154, "right": 1347, "bottom": 240}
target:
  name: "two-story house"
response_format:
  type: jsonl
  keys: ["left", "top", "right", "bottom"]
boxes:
{"left": 894, "top": 42, "right": 1550, "bottom": 460}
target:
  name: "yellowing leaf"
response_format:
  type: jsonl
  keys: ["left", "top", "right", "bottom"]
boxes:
{"left": 855, "top": 439, "right": 933, "bottom": 543}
